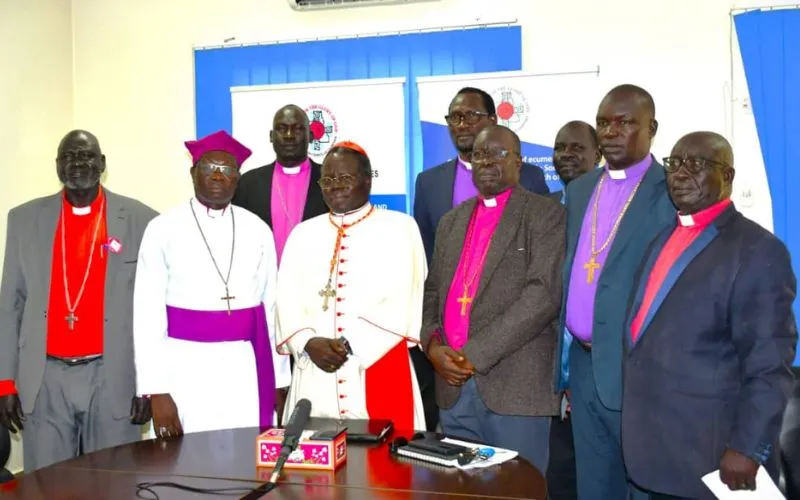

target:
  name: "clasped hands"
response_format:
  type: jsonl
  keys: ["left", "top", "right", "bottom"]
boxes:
{"left": 304, "top": 337, "right": 350, "bottom": 372}
{"left": 426, "top": 338, "right": 476, "bottom": 386}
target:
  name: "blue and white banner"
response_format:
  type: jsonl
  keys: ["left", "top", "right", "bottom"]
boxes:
{"left": 230, "top": 77, "right": 408, "bottom": 212}
{"left": 417, "top": 70, "right": 603, "bottom": 193}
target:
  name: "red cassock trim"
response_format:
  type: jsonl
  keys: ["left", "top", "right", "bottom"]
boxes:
{"left": 365, "top": 341, "right": 414, "bottom": 434}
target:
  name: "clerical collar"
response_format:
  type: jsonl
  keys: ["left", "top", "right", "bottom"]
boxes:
{"left": 331, "top": 202, "right": 373, "bottom": 226}
{"left": 677, "top": 198, "right": 732, "bottom": 228}
{"left": 478, "top": 188, "right": 513, "bottom": 209}
{"left": 277, "top": 158, "right": 310, "bottom": 176}
{"left": 458, "top": 158, "right": 472, "bottom": 171}
{"left": 606, "top": 155, "right": 652, "bottom": 181}
{"left": 192, "top": 197, "right": 229, "bottom": 219}
{"left": 64, "top": 187, "right": 103, "bottom": 216}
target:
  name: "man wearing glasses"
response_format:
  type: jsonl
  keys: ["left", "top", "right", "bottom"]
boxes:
{"left": 421, "top": 125, "right": 565, "bottom": 473}
{"left": 133, "top": 130, "right": 291, "bottom": 439}
{"left": 412, "top": 87, "right": 549, "bottom": 431}
{"left": 622, "top": 132, "right": 797, "bottom": 500}
{"left": 275, "top": 142, "right": 427, "bottom": 431}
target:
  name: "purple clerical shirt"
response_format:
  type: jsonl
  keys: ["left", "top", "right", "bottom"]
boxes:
{"left": 452, "top": 158, "right": 478, "bottom": 207}
{"left": 565, "top": 155, "right": 652, "bottom": 342}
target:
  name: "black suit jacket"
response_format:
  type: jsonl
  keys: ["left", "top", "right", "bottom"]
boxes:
{"left": 622, "top": 205, "right": 798, "bottom": 499}
{"left": 413, "top": 159, "right": 549, "bottom": 264}
{"left": 231, "top": 160, "right": 328, "bottom": 227}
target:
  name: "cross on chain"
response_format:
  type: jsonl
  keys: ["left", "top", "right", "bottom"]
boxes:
{"left": 457, "top": 289, "right": 472, "bottom": 316}
{"left": 221, "top": 287, "right": 236, "bottom": 315}
{"left": 319, "top": 282, "right": 336, "bottom": 312}
{"left": 584, "top": 256, "right": 601, "bottom": 284}
{"left": 65, "top": 312, "right": 78, "bottom": 330}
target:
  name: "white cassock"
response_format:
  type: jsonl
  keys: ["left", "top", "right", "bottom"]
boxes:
{"left": 276, "top": 202, "right": 427, "bottom": 432}
{"left": 134, "top": 198, "right": 291, "bottom": 435}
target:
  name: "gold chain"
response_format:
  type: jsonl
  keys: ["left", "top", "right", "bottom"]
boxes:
{"left": 590, "top": 173, "right": 645, "bottom": 257}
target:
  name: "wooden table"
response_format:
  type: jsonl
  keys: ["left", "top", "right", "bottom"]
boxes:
{"left": 1, "top": 427, "right": 547, "bottom": 499}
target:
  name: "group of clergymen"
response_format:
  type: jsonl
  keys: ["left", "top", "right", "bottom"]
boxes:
{"left": 0, "top": 82, "right": 796, "bottom": 500}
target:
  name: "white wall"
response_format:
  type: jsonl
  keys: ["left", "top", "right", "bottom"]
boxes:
{"left": 0, "top": 0, "right": 74, "bottom": 475}
{"left": 1, "top": 0, "right": 791, "bottom": 475}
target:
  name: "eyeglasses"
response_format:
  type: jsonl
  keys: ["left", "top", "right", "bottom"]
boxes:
{"left": 318, "top": 174, "right": 357, "bottom": 189}
{"left": 444, "top": 111, "right": 490, "bottom": 126}
{"left": 58, "top": 151, "right": 97, "bottom": 162}
{"left": 471, "top": 150, "right": 518, "bottom": 164}
{"left": 662, "top": 156, "right": 729, "bottom": 174}
{"left": 196, "top": 163, "right": 239, "bottom": 177}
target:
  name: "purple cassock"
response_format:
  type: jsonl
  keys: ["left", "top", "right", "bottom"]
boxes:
{"left": 166, "top": 304, "right": 276, "bottom": 428}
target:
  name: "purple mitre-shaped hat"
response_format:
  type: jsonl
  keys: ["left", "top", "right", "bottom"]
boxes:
{"left": 184, "top": 130, "right": 252, "bottom": 166}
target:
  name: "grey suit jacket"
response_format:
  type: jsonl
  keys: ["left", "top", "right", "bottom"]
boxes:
{"left": 421, "top": 186, "right": 566, "bottom": 417}
{"left": 0, "top": 188, "right": 158, "bottom": 417}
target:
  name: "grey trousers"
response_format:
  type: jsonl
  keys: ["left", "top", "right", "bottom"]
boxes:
{"left": 439, "top": 378, "right": 551, "bottom": 474}
{"left": 22, "top": 358, "right": 140, "bottom": 472}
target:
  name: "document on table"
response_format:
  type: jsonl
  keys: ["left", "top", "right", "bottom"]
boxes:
{"left": 701, "top": 467, "right": 784, "bottom": 499}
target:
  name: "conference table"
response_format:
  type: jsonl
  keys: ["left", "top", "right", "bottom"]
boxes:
{"left": 2, "top": 427, "right": 547, "bottom": 499}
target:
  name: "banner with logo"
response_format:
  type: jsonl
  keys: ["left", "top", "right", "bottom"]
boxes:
{"left": 417, "top": 70, "right": 604, "bottom": 193}
{"left": 230, "top": 77, "right": 408, "bottom": 212}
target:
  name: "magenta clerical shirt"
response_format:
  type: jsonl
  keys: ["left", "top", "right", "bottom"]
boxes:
{"left": 271, "top": 159, "right": 311, "bottom": 265}
{"left": 565, "top": 155, "right": 652, "bottom": 342}
{"left": 443, "top": 189, "right": 512, "bottom": 350}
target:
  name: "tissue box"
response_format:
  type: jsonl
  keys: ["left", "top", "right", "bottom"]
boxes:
{"left": 256, "top": 428, "right": 347, "bottom": 471}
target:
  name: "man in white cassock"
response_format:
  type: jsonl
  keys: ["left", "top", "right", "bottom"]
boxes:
{"left": 276, "top": 141, "right": 427, "bottom": 432}
{"left": 133, "top": 130, "right": 291, "bottom": 439}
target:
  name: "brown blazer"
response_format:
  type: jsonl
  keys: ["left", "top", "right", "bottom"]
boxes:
{"left": 421, "top": 186, "right": 566, "bottom": 417}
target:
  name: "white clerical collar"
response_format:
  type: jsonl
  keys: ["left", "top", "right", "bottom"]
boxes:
{"left": 481, "top": 197, "right": 498, "bottom": 208}
{"left": 678, "top": 213, "right": 695, "bottom": 227}
{"left": 331, "top": 202, "right": 373, "bottom": 226}
{"left": 607, "top": 168, "right": 627, "bottom": 180}
{"left": 72, "top": 205, "right": 92, "bottom": 216}
{"left": 459, "top": 158, "right": 472, "bottom": 171}
{"left": 192, "top": 197, "right": 229, "bottom": 219}
{"left": 281, "top": 166, "right": 301, "bottom": 175}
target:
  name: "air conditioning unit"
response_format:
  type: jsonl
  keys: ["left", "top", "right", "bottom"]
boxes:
{"left": 289, "top": 0, "right": 439, "bottom": 10}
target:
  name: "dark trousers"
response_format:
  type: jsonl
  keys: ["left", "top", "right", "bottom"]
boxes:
{"left": 410, "top": 347, "right": 438, "bottom": 431}
{"left": 439, "top": 378, "right": 551, "bottom": 474}
{"left": 569, "top": 343, "right": 647, "bottom": 500}
{"left": 547, "top": 414, "right": 577, "bottom": 500}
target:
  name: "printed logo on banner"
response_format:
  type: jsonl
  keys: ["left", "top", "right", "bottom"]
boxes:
{"left": 491, "top": 87, "right": 530, "bottom": 132}
{"left": 305, "top": 105, "right": 339, "bottom": 158}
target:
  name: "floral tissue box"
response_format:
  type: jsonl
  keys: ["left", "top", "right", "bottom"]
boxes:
{"left": 256, "top": 428, "right": 347, "bottom": 471}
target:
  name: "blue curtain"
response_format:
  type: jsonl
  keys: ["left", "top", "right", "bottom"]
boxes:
{"left": 735, "top": 9, "right": 800, "bottom": 365}
{"left": 194, "top": 27, "right": 522, "bottom": 212}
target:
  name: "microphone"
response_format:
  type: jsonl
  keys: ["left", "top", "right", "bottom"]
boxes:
{"left": 269, "top": 398, "right": 312, "bottom": 484}
{"left": 239, "top": 399, "right": 312, "bottom": 500}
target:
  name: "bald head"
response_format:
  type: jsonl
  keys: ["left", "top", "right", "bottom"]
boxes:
{"left": 58, "top": 129, "right": 100, "bottom": 153}
{"left": 475, "top": 124, "right": 521, "bottom": 153}
{"left": 471, "top": 124, "right": 522, "bottom": 196}
{"left": 271, "top": 104, "right": 311, "bottom": 166}
{"left": 603, "top": 84, "right": 655, "bottom": 117}
{"left": 666, "top": 131, "right": 735, "bottom": 214}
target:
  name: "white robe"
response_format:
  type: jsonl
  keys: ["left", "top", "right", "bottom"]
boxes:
{"left": 133, "top": 198, "right": 291, "bottom": 435}
{"left": 276, "top": 202, "right": 427, "bottom": 431}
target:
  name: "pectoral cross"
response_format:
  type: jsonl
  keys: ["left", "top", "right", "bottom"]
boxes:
{"left": 457, "top": 288, "right": 473, "bottom": 316}
{"left": 65, "top": 312, "right": 78, "bottom": 330}
{"left": 221, "top": 287, "right": 236, "bottom": 315}
{"left": 584, "top": 256, "right": 601, "bottom": 284}
{"left": 319, "top": 282, "right": 336, "bottom": 312}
